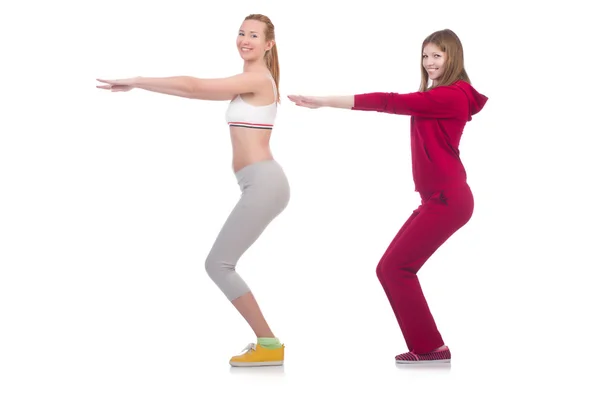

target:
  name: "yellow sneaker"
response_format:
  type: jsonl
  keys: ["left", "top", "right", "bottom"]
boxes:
{"left": 229, "top": 343, "right": 284, "bottom": 367}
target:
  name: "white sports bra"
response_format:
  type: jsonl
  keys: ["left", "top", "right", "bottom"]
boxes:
{"left": 225, "top": 74, "right": 277, "bottom": 130}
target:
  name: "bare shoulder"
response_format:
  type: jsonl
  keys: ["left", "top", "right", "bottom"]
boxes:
{"left": 237, "top": 71, "right": 275, "bottom": 98}
{"left": 233, "top": 71, "right": 267, "bottom": 80}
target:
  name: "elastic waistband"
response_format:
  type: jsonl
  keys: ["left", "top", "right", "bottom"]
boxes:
{"left": 228, "top": 122, "right": 274, "bottom": 130}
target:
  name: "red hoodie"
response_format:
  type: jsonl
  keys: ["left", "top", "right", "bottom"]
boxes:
{"left": 352, "top": 80, "right": 488, "bottom": 194}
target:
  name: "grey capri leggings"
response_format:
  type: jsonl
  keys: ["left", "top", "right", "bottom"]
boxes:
{"left": 205, "top": 160, "right": 290, "bottom": 301}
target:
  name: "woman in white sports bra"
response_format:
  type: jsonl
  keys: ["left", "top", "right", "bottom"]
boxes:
{"left": 97, "top": 14, "right": 289, "bottom": 367}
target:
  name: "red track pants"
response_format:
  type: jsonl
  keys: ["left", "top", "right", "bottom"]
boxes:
{"left": 376, "top": 183, "right": 474, "bottom": 354}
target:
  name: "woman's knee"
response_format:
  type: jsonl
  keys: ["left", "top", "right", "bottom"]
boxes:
{"left": 205, "top": 255, "right": 234, "bottom": 279}
{"left": 376, "top": 259, "right": 392, "bottom": 281}
{"left": 204, "top": 256, "right": 218, "bottom": 279}
{"left": 377, "top": 256, "right": 415, "bottom": 281}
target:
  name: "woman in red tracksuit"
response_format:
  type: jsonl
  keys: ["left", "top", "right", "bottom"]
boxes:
{"left": 288, "top": 29, "right": 488, "bottom": 364}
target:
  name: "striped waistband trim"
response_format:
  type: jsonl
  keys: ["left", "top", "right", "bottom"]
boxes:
{"left": 228, "top": 122, "right": 273, "bottom": 129}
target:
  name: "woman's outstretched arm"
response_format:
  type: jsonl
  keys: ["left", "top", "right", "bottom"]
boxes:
{"left": 287, "top": 95, "right": 354, "bottom": 109}
{"left": 97, "top": 72, "right": 268, "bottom": 101}
{"left": 289, "top": 85, "right": 476, "bottom": 119}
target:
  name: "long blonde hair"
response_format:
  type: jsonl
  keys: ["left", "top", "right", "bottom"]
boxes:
{"left": 419, "top": 29, "right": 470, "bottom": 92}
{"left": 244, "top": 14, "right": 280, "bottom": 102}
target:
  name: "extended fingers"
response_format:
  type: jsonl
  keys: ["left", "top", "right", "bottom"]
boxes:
{"left": 288, "top": 95, "right": 312, "bottom": 105}
{"left": 97, "top": 78, "right": 117, "bottom": 84}
{"left": 288, "top": 94, "right": 307, "bottom": 101}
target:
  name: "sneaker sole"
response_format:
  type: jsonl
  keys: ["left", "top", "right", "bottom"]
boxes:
{"left": 229, "top": 361, "right": 284, "bottom": 367}
{"left": 395, "top": 359, "right": 451, "bottom": 364}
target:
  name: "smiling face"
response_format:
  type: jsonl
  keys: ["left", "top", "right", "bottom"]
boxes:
{"left": 422, "top": 43, "right": 447, "bottom": 85}
{"left": 237, "top": 19, "right": 273, "bottom": 62}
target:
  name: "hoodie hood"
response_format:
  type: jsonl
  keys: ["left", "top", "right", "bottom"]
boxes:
{"left": 454, "top": 80, "right": 488, "bottom": 120}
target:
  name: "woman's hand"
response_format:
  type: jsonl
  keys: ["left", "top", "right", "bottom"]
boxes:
{"left": 287, "top": 95, "right": 327, "bottom": 109}
{"left": 96, "top": 78, "right": 138, "bottom": 92}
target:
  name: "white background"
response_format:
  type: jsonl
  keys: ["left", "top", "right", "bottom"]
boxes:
{"left": 1, "top": 0, "right": 598, "bottom": 396}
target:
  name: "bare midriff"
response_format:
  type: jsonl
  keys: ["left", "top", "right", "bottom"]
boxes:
{"left": 230, "top": 126, "right": 274, "bottom": 172}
